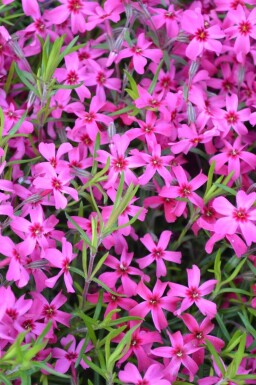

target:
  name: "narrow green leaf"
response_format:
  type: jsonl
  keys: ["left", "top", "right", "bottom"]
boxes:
{"left": 82, "top": 356, "right": 106, "bottom": 378}
{"left": 92, "top": 277, "right": 125, "bottom": 297}
{"left": 0, "top": 107, "right": 4, "bottom": 142}
{"left": 69, "top": 266, "right": 85, "bottom": 279}
{"left": 205, "top": 160, "right": 216, "bottom": 194}
{"left": 9, "top": 111, "right": 28, "bottom": 136}
{"left": 215, "top": 313, "right": 230, "bottom": 341}
{"left": 221, "top": 258, "right": 246, "bottom": 287}
{"left": 223, "top": 330, "right": 243, "bottom": 354}
{"left": 91, "top": 252, "right": 109, "bottom": 280}
{"left": 148, "top": 58, "right": 164, "bottom": 94}
{"left": 213, "top": 183, "right": 237, "bottom": 196}
{"left": 65, "top": 213, "right": 93, "bottom": 248}
{"left": 205, "top": 340, "right": 226, "bottom": 376}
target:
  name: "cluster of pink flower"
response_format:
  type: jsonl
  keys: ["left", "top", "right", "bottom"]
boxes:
{"left": 0, "top": 0, "right": 256, "bottom": 384}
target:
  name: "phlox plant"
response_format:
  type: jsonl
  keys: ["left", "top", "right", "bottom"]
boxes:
{"left": 0, "top": 0, "right": 256, "bottom": 385}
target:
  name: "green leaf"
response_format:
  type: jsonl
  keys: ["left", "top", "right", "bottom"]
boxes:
{"left": 91, "top": 251, "right": 109, "bottom": 280}
{"left": 0, "top": 107, "right": 4, "bottom": 142}
{"left": 205, "top": 160, "right": 216, "bottom": 195}
{"left": 14, "top": 64, "right": 37, "bottom": 95}
{"left": 220, "top": 258, "right": 246, "bottom": 287}
{"left": 106, "top": 324, "right": 140, "bottom": 372}
{"left": 213, "top": 183, "right": 237, "bottom": 196}
{"left": 8, "top": 111, "right": 28, "bottom": 137}
{"left": 108, "top": 105, "right": 134, "bottom": 116}
{"left": 227, "top": 333, "right": 246, "bottom": 378}
{"left": 82, "top": 356, "right": 106, "bottom": 379}
{"left": 223, "top": 330, "right": 243, "bottom": 354}
{"left": 65, "top": 213, "right": 94, "bottom": 249}
{"left": 124, "top": 70, "right": 139, "bottom": 99}
{"left": 92, "top": 277, "right": 125, "bottom": 297}
{"left": 69, "top": 266, "right": 85, "bottom": 279}
{"left": 215, "top": 313, "right": 230, "bottom": 341}
{"left": 205, "top": 340, "right": 226, "bottom": 376}
{"left": 148, "top": 58, "right": 164, "bottom": 94}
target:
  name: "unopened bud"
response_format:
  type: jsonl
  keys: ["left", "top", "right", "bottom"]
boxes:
{"left": 187, "top": 101, "right": 196, "bottom": 123}
{"left": 108, "top": 122, "right": 116, "bottom": 139}
{"left": 189, "top": 61, "right": 199, "bottom": 80}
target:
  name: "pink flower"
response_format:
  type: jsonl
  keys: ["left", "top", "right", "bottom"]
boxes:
{"left": 181, "top": 313, "right": 225, "bottom": 351}
{"left": 137, "top": 231, "right": 181, "bottom": 277}
{"left": 210, "top": 137, "right": 256, "bottom": 179}
{"left": 44, "top": 0, "right": 97, "bottom": 34}
{"left": 117, "top": 324, "right": 162, "bottom": 371}
{"left": 10, "top": 206, "right": 57, "bottom": 255}
{"left": 225, "top": 5, "right": 256, "bottom": 62}
{"left": 218, "top": 93, "right": 251, "bottom": 136}
{"left": 117, "top": 33, "right": 162, "bottom": 74}
{"left": 44, "top": 238, "right": 76, "bottom": 293}
{"left": 151, "top": 5, "right": 180, "bottom": 38}
{"left": 119, "top": 363, "right": 170, "bottom": 385}
{"left": 99, "top": 248, "right": 147, "bottom": 296}
{"left": 33, "top": 166, "right": 78, "bottom": 210}
{"left": 160, "top": 166, "right": 208, "bottom": 216}
{"left": 52, "top": 335, "right": 88, "bottom": 373}
{"left": 130, "top": 280, "right": 179, "bottom": 331}
{"left": 169, "top": 265, "right": 217, "bottom": 318}
{"left": 213, "top": 190, "right": 256, "bottom": 246}
{"left": 31, "top": 291, "right": 71, "bottom": 328}
{"left": 151, "top": 331, "right": 199, "bottom": 382}
{"left": 54, "top": 52, "right": 90, "bottom": 102}
{"left": 181, "top": 9, "right": 224, "bottom": 60}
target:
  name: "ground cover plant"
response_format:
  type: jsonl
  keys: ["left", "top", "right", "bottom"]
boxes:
{"left": 0, "top": 0, "right": 256, "bottom": 384}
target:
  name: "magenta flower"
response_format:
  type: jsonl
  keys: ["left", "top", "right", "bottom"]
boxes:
{"left": 97, "top": 134, "right": 144, "bottom": 189}
{"left": 160, "top": 166, "right": 208, "bottom": 216}
{"left": 44, "top": 0, "right": 97, "bottom": 34}
{"left": 213, "top": 190, "right": 256, "bottom": 246}
{"left": 225, "top": 5, "right": 256, "bottom": 62}
{"left": 210, "top": 137, "right": 256, "bottom": 179}
{"left": 117, "top": 33, "right": 162, "bottom": 74}
{"left": 99, "top": 248, "right": 147, "bottom": 296}
{"left": 0, "top": 235, "right": 30, "bottom": 287}
{"left": 117, "top": 325, "right": 162, "bottom": 371}
{"left": 52, "top": 335, "right": 88, "bottom": 373}
{"left": 38, "top": 142, "right": 72, "bottom": 173}
{"left": 119, "top": 363, "right": 169, "bottom": 385}
{"left": 32, "top": 291, "right": 71, "bottom": 328}
{"left": 54, "top": 52, "right": 90, "bottom": 102}
{"left": 169, "top": 265, "right": 217, "bottom": 318}
{"left": 181, "top": 9, "right": 224, "bottom": 60}
{"left": 44, "top": 238, "right": 76, "bottom": 293}
{"left": 137, "top": 231, "right": 182, "bottom": 277}
{"left": 33, "top": 166, "right": 78, "bottom": 210}
{"left": 130, "top": 142, "right": 173, "bottom": 186}
{"left": 181, "top": 313, "right": 225, "bottom": 351}
{"left": 73, "top": 95, "right": 112, "bottom": 141}
{"left": 218, "top": 93, "right": 251, "bottom": 136}
{"left": 86, "top": 1, "right": 122, "bottom": 31}
{"left": 151, "top": 5, "right": 180, "bottom": 38}
{"left": 130, "top": 280, "right": 179, "bottom": 331}
{"left": 151, "top": 331, "right": 199, "bottom": 382}
{"left": 10, "top": 206, "right": 56, "bottom": 255}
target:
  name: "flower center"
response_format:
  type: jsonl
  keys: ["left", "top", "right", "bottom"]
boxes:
{"left": 29, "top": 223, "right": 44, "bottom": 238}
{"left": 187, "top": 287, "right": 201, "bottom": 301}
{"left": 50, "top": 157, "right": 57, "bottom": 168}
{"left": 80, "top": 134, "right": 92, "bottom": 146}
{"left": 65, "top": 351, "right": 78, "bottom": 361}
{"left": 62, "top": 257, "right": 70, "bottom": 273}
{"left": 51, "top": 177, "right": 62, "bottom": 191}
{"left": 66, "top": 70, "right": 79, "bottom": 85}
{"left": 42, "top": 304, "right": 56, "bottom": 318}
{"left": 22, "top": 319, "right": 34, "bottom": 332}
{"left": 7, "top": 110, "right": 18, "bottom": 120}
{"left": 68, "top": 0, "right": 82, "bottom": 13}
{"left": 96, "top": 71, "right": 106, "bottom": 85}
{"left": 149, "top": 295, "right": 159, "bottom": 306}
{"left": 152, "top": 248, "right": 164, "bottom": 259}
{"left": 112, "top": 156, "right": 128, "bottom": 172}
{"left": 151, "top": 157, "right": 162, "bottom": 168}
{"left": 84, "top": 112, "right": 96, "bottom": 123}
{"left": 195, "top": 28, "right": 209, "bottom": 42}
{"left": 165, "top": 11, "right": 175, "bottom": 19}
{"left": 228, "top": 149, "right": 240, "bottom": 158}
{"left": 231, "top": 0, "right": 244, "bottom": 10}
{"left": 144, "top": 125, "right": 154, "bottom": 134}
{"left": 238, "top": 20, "right": 252, "bottom": 36}
{"left": 6, "top": 308, "right": 18, "bottom": 320}
{"left": 196, "top": 332, "right": 203, "bottom": 340}
{"left": 179, "top": 183, "right": 192, "bottom": 198}
{"left": 34, "top": 19, "right": 45, "bottom": 32}
{"left": 233, "top": 208, "right": 248, "bottom": 222}
{"left": 225, "top": 111, "right": 239, "bottom": 125}
{"left": 131, "top": 46, "right": 142, "bottom": 54}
